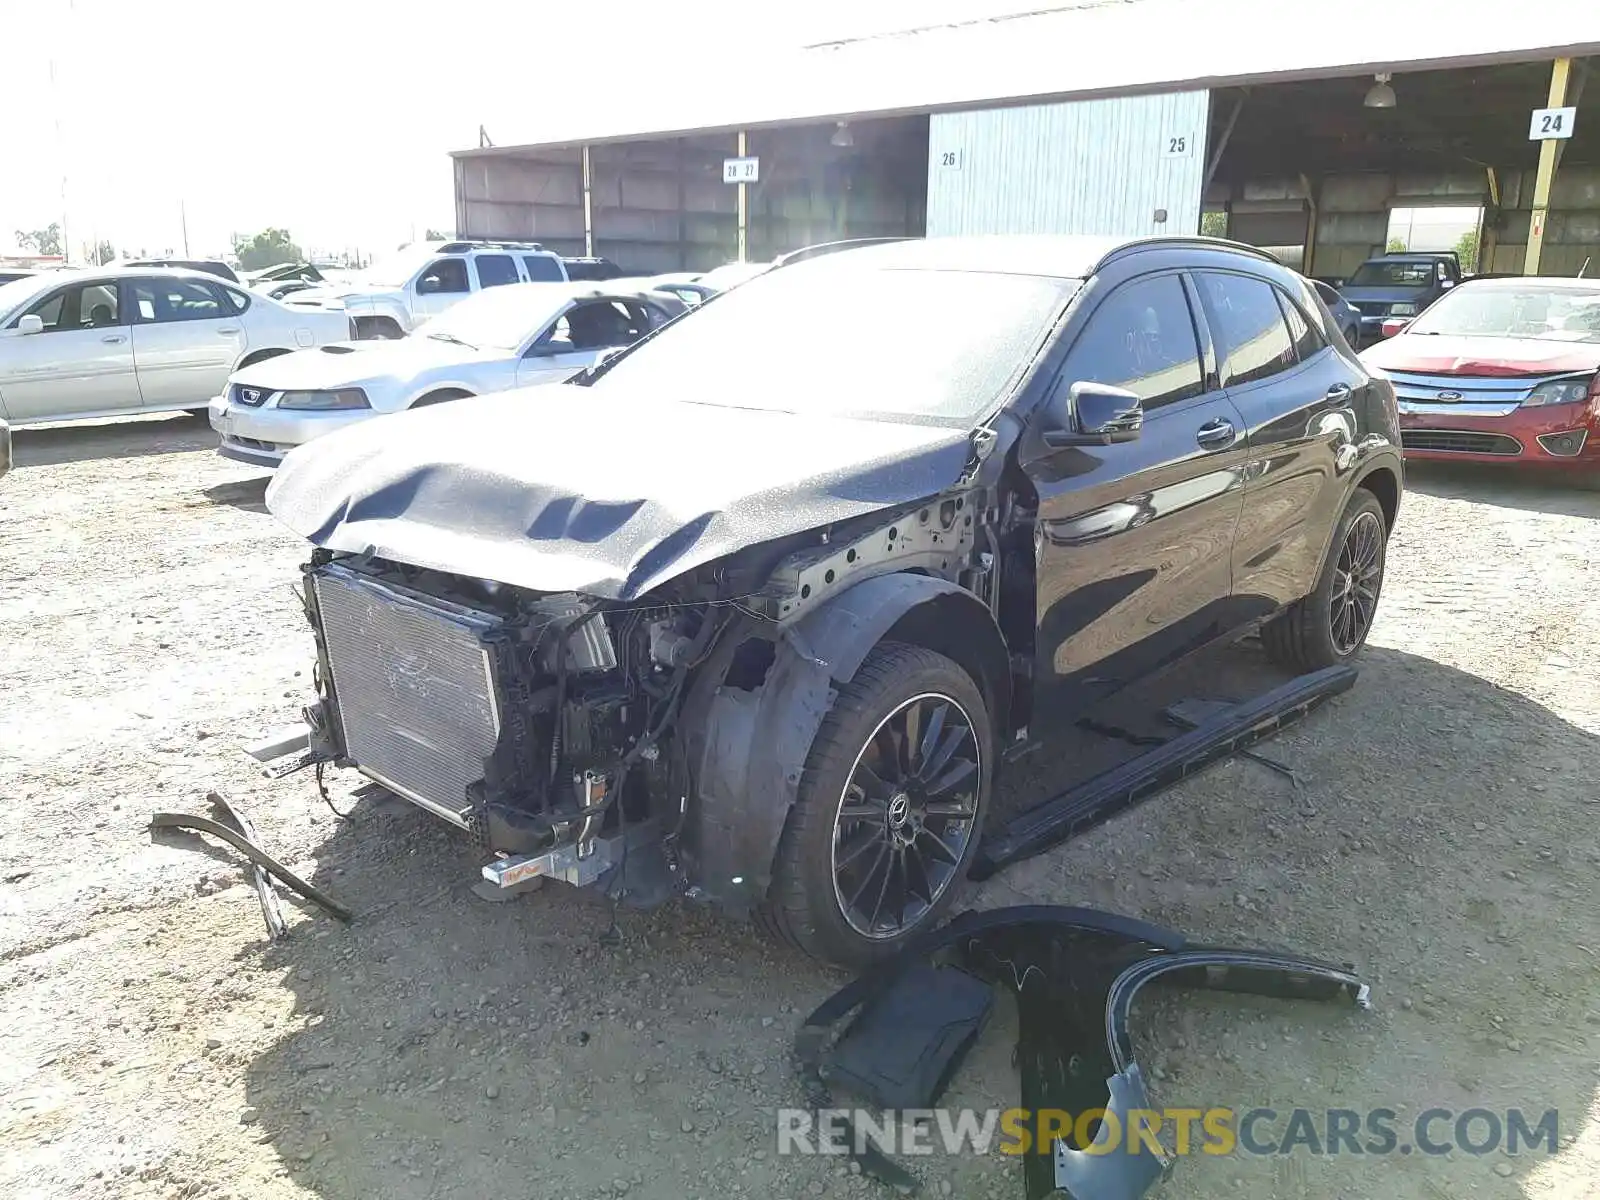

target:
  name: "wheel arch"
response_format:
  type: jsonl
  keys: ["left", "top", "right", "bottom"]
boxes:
{"left": 232, "top": 346, "right": 294, "bottom": 372}
{"left": 677, "top": 572, "right": 1010, "bottom": 916}
{"left": 1355, "top": 462, "right": 1400, "bottom": 532}
{"left": 409, "top": 386, "right": 476, "bottom": 408}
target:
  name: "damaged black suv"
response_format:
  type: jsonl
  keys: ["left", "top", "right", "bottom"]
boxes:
{"left": 263, "top": 235, "right": 1402, "bottom": 967}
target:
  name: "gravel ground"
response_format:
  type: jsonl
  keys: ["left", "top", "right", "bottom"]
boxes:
{"left": 2, "top": 413, "right": 1597, "bottom": 1200}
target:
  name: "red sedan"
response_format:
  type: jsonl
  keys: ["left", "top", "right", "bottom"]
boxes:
{"left": 1361, "top": 277, "right": 1600, "bottom": 469}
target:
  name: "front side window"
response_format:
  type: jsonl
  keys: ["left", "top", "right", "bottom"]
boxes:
{"left": 474, "top": 255, "right": 519, "bottom": 288}
{"left": 1196, "top": 272, "right": 1297, "bottom": 387}
{"left": 23, "top": 282, "right": 122, "bottom": 331}
{"left": 416, "top": 258, "right": 470, "bottom": 294}
{"left": 130, "top": 279, "right": 227, "bottom": 323}
{"left": 1058, "top": 274, "right": 1204, "bottom": 411}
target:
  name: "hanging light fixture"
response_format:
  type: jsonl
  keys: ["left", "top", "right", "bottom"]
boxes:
{"left": 830, "top": 120, "right": 855, "bottom": 148}
{"left": 1363, "top": 73, "right": 1397, "bottom": 109}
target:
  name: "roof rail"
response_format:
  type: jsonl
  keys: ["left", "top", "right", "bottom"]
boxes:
{"left": 773, "top": 237, "right": 915, "bottom": 268}
{"left": 1096, "top": 235, "right": 1279, "bottom": 271}
{"left": 438, "top": 239, "right": 546, "bottom": 253}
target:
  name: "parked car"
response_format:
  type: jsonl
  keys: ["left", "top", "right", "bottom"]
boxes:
{"left": 1339, "top": 253, "right": 1462, "bottom": 344}
{"left": 1362, "top": 275, "right": 1600, "bottom": 468}
{"left": 561, "top": 256, "right": 626, "bottom": 281}
{"left": 258, "top": 234, "right": 1402, "bottom": 967}
{"left": 642, "top": 275, "right": 719, "bottom": 306}
{"left": 244, "top": 262, "right": 326, "bottom": 286}
{"left": 1311, "top": 279, "right": 1361, "bottom": 347}
{"left": 212, "top": 282, "right": 685, "bottom": 468}
{"left": 697, "top": 259, "right": 774, "bottom": 291}
{"left": 253, "top": 279, "right": 320, "bottom": 302}
{"left": 121, "top": 258, "right": 241, "bottom": 283}
{"left": 285, "top": 240, "right": 569, "bottom": 340}
{"left": 0, "top": 270, "right": 36, "bottom": 287}
{"left": 0, "top": 268, "right": 349, "bottom": 425}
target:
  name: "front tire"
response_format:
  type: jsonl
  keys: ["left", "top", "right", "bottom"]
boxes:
{"left": 761, "top": 641, "right": 991, "bottom": 969}
{"left": 1261, "top": 489, "right": 1388, "bottom": 671}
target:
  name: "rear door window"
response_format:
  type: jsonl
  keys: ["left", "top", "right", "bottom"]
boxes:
{"left": 1275, "top": 289, "right": 1326, "bottom": 362}
{"left": 474, "top": 255, "right": 519, "bottom": 288}
{"left": 522, "top": 255, "right": 565, "bottom": 282}
{"left": 128, "top": 278, "right": 228, "bottom": 323}
{"left": 1195, "top": 272, "right": 1297, "bottom": 387}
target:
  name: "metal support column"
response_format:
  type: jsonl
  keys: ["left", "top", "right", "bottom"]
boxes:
{"left": 737, "top": 131, "right": 749, "bottom": 263}
{"left": 1525, "top": 58, "right": 1571, "bottom": 276}
{"left": 1298, "top": 173, "right": 1319, "bottom": 278}
{"left": 581, "top": 145, "right": 595, "bottom": 258}
{"left": 1481, "top": 166, "right": 1500, "bottom": 274}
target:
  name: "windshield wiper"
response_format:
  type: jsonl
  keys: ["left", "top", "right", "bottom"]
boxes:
{"left": 427, "top": 331, "right": 476, "bottom": 350}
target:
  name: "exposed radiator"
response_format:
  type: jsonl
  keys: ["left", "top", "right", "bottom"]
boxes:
{"left": 312, "top": 564, "right": 503, "bottom": 825}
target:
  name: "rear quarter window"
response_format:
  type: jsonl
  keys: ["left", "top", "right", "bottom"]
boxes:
{"left": 523, "top": 255, "right": 565, "bottom": 282}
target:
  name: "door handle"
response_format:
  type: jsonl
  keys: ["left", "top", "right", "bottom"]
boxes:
{"left": 101, "top": 334, "right": 126, "bottom": 344}
{"left": 1324, "top": 383, "right": 1354, "bottom": 404}
{"left": 1195, "top": 417, "right": 1236, "bottom": 450}
{"left": 216, "top": 327, "right": 240, "bottom": 335}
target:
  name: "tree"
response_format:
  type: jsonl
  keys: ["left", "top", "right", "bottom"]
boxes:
{"left": 15, "top": 223, "right": 62, "bottom": 256}
{"left": 424, "top": 228, "right": 452, "bottom": 241}
{"left": 90, "top": 240, "right": 117, "bottom": 266}
{"left": 1386, "top": 237, "right": 1408, "bottom": 253}
{"left": 1454, "top": 227, "right": 1480, "bottom": 273}
{"left": 1199, "top": 211, "right": 1228, "bottom": 238}
{"left": 232, "top": 228, "right": 303, "bottom": 270}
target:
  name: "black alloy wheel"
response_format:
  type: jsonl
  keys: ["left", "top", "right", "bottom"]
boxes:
{"left": 830, "top": 691, "right": 982, "bottom": 941}
{"left": 1331, "top": 509, "right": 1384, "bottom": 655}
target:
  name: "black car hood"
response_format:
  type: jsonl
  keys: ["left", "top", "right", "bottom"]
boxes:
{"left": 1341, "top": 284, "right": 1432, "bottom": 306}
{"left": 264, "top": 383, "right": 973, "bottom": 600}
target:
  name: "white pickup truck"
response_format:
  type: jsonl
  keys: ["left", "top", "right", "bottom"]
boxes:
{"left": 286, "top": 240, "right": 569, "bottom": 339}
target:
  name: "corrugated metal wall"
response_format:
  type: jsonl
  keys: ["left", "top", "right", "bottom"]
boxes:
{"left": 925, "top": 92, "right": 1209, "bottom": 238}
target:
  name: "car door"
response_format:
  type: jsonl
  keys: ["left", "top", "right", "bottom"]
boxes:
{"left": 411, "top": 258, "right": 472, "bottom": 322}
{"left": 126, "top": 276, "right": 246, "bottom": 408}
{"left": 1193, "top": 270, "right": 1365, "bottom": 620}
{"left": 1020, "top": 270, "right": 1250, "bottom": 719}
{"left": 0, "top": 279, "right": 142, "bottom": 421}
{"left": 516, "top": 299, "right": 645, "bottom": 386}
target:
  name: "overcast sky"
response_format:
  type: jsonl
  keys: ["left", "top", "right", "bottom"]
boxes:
{"left": 2, "top": 0, "right": 1035, "bottom": 259}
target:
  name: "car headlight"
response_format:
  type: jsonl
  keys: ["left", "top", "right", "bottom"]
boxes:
{"left": 1523, "top": 378, "right": 1595, "bottom": 407}
{"left": 276, "top": 388, "right": 370, "bottom": 411}
{"left": 1388, "top": 303, "right": 1419, "bottom": 316}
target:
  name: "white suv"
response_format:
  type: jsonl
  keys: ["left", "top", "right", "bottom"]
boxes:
{"left": 286, "top": 240, "right": 568, "bottom": 339}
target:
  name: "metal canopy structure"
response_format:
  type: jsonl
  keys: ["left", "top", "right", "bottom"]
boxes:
{"left": 452, "top": 0, "right": 1600, "bottom": 159}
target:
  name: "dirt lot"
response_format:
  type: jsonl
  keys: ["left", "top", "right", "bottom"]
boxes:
{"left": 2, "top": 413, "right": 1598, "bottom": 1200}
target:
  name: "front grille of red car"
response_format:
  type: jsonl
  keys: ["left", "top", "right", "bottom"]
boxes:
{"left": 1401, "top": 429, "right": 1522, "bottom": 456}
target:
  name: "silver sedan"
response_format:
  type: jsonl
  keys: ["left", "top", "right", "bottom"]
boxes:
{"left": 211, "top": 282, "right": 686, "bottom": 468}
{"left": 0, "top": 268, "right": 350, "bottom": 426}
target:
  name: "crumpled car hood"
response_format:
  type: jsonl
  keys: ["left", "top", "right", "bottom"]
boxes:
{"left": 264, "top": 383, "right": 973, "bottom": 599}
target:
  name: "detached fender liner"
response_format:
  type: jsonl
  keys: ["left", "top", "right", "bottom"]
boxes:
{"left": 795, "top": 905, "right": 1370, "bottom": 1200}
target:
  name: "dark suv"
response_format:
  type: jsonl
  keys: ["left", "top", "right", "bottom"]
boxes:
{"left": 260, "top": 235, "right": 1403, "bottom": 967}
{"left": 1340, "top": 252, "right": 1462, "bottom": 344}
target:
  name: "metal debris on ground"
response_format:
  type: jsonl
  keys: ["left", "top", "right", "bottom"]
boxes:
{"left": 149, "top": 810, "right": 354, "bottom": 924}
{"left": 206, "top": 790, "right": 287, "bottom": 939}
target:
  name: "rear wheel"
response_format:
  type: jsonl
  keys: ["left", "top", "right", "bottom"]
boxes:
{"left": 1261, "top": 489, "right": 1387, "bottom": 671}
{"left": 760, "top": 641, "right": 991, "bottom": 969}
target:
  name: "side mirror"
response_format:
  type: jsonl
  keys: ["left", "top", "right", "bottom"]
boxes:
{"left": 17, "top": 314, "right": 44, "bottom": 335}
{"left": 1043, "top": 381, "right": 1144, "bottom": 448}
{"left": 1440, "top": 278, "right": 1455, "bottom": 290}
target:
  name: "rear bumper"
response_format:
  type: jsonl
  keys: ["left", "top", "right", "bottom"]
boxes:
{"left": 1398, "top": 400, "right": 1599, "bottom": 466}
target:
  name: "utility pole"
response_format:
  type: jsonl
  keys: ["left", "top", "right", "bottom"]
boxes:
{"left": 180, "top": 200, "right": 190, "bottom": 256}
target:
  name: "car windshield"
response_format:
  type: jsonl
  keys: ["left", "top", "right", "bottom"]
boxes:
{"left": 1347, "top": 261, "right": 1434, "bottom": 287}
{"left": 592, "top": 263, "right": 1074, "bottom": 425}
{"left": 357, "top": 245, "right": 438, "bottom": 289}
{"left": 0, "top": 274, "right": 53, "bottom": 322}
{"left": 412, "top": 284, "right": 571, "bottom": 351}
{"left": 1405, "top": 283, "right": 1600, "bottom": 343}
